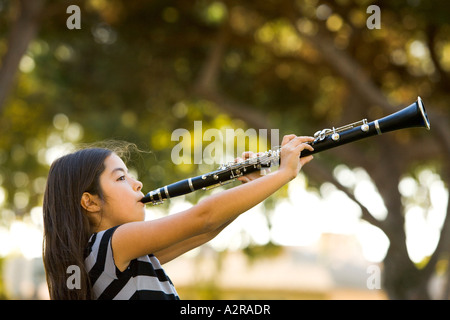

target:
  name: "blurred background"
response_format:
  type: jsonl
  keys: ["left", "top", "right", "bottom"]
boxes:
{"left": 0, "top": 0, "right": 449, "bottom": 299}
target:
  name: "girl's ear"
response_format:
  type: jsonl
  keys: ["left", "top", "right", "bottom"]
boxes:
{"left": 80, "top": 192, "right": 101, "bottom": 213}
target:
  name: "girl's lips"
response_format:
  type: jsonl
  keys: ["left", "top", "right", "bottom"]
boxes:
{"left": 138, "top": 193, "right": 146, "bottom": 203}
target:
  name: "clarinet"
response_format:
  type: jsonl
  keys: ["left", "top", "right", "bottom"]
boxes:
{"left": 141, "top": 97, "right": 430, "bottom": 205}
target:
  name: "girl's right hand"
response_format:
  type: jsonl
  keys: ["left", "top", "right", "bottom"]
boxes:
{"left": 278, "top": 135, "right": 315, "bottom": 180}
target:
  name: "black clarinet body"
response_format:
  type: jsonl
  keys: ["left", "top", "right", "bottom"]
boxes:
{"left": 141, "top": 97, "right": 430, "bottom": 205}
{"left": 140, "top": 154, "right": 274, "bottom": 205}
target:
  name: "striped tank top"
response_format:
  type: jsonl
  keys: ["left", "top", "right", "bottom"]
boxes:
{"left": 84, "top": 226, "right": 179, "bottom": 300}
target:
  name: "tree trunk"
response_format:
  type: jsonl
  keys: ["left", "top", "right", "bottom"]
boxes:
{"left": 0, "top": 0, "right": 45, "bottom": 112}
{"left": 290, "top": 21, "right": 449, "bottom": 299}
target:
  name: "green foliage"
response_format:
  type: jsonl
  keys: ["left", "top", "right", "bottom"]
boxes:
{"left": 0, "top": 0, "right": 446, "bottom": 210}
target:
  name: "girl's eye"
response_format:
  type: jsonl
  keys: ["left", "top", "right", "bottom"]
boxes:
{"left": 117, "top": 175, "right": 126, "bottom": 181}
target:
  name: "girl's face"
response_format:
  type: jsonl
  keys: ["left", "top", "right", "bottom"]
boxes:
{"left": 99, "top": 153, "right": 146, "bottom": 226}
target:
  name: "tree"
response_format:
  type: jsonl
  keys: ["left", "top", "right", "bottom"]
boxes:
{"left": 186, "top": 0, "right": 450, "bottom": 298}
{"left": 0, "top": 0, "right": 45, "bottom": 110}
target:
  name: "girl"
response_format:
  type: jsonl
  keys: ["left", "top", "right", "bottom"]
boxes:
{"left": 42, "top": 135, "right": 314, "bottom": 299}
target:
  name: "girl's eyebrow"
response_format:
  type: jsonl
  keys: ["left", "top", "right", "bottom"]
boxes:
{"left": 111, "top": 167, "right": 128, "bottom": 175}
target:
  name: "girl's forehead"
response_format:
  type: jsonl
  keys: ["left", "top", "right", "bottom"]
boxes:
{"left": 104, "top": 153, "right": 127, "bottom": 170}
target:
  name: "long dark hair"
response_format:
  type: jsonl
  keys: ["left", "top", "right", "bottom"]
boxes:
{"left": 43, "top": 147, "right": 112, "bottom": 299}
{"left": 43, "top": 141, "right": 146, "bottom": 299}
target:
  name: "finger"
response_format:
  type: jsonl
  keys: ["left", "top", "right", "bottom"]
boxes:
{"left": 285, "top": 136, "right": 314, "bottom": 148}
{"left": 281, "top": 134, "right": 296, "bottom": 146}
{"left": 282, "top": 136, "right": 314, "bottom": 154}
{"left": 297, "top": 136, "right": 315, "bottom": 143}
{"left": 291, "top": 136, "right": 314, "bottom": 146}
{"left": 296, "top": 142, "right": 314, "bottom": 152}
{"left": 238, "top": 176, "right": 250, "bottom": 183}
{"left": 241, "top": 151, "right": 256, "bottom": 159}
{"left": 299, "top": 155, "right": 314, "bottom": 167}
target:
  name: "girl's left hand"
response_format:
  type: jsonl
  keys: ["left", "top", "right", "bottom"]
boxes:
{"left": 235, "top": 151, "right": 270, "bottom": 183}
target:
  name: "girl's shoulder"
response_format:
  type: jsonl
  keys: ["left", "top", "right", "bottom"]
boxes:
{"left": 85, "top": 225, "right": 123, "bottom": 282}
{"left": 85, "top": 225, "right": 121, "bottom": 257}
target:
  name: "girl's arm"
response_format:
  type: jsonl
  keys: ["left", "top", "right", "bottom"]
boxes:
{"left": 153, "top": 152, "right": 261, "bottom": 264}
{"left": 152, "top": 219, "right": 235, "bottom": 264}
{"left": 112, "top": 135, "right": 314, "bottom": 271}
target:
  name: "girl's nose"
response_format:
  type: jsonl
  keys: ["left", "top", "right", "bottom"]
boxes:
{"left": 134, "top": 179, "right": 143, "bottom": 192}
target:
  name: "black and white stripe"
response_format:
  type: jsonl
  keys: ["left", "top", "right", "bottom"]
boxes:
{"left": 85, "top": 226, "right": 179, "bottom": 300}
